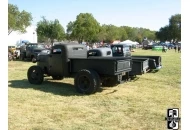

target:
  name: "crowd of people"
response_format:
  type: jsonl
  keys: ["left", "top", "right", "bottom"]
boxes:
{"left": 174, "top": 45, "right": 181, "bottom": 53}
{"left": 162, "top": 45, "right": 181, "bottom": 53}
{"left": 85, "top": 43, "right": 111, "bottom": 50}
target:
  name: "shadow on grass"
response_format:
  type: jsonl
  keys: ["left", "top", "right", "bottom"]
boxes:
{"left": 8, "top": 79, "right": 104, "bottom": 96}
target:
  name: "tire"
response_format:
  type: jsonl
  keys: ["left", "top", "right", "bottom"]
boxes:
{"left": 52, "top": 76, "right": 64, "bottom": 80}
{"left": 102, "top": 76, "right": 118, "bottom": 87}
{"left": 32, "top": 57, "right": 37, "bottom": 63}
{"left": 27, "top": 66, "right": 44, "bottom": 84}
{"left": 74, "top": 69, "right": 100, "bottom": 94}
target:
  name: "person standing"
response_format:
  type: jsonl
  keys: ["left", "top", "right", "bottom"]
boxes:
{"left": 86, "top": 44, "right": 90, "bottom": 50}
{"left": 174, "top": 45, "right": 178, "bottom": 52}
{"left": 178, "top": 46, "right": 180, "bottom": 53}
{"left": 162, "top": 46, "right": 165, "bottom": 52}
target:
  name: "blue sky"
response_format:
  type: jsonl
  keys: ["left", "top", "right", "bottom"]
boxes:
{"left": 8, "top": 0, "right": 181, "bottom": 31}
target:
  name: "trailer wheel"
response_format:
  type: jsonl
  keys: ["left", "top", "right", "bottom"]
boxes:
{"left": 27, "top": 66, "right": 44, "bottom": 84}
{"left": 102, "top": 76, "right": 118, "bottom": 87}
{"left": 74, "top": 69, "right": 100, "bottom": 94}
{"left": 52, "top": 76, "right": 64, "bottom": 80}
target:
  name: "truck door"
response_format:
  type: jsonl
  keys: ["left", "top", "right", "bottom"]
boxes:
{"left": 48, "top": 48, "right": 63, "bottom": 76}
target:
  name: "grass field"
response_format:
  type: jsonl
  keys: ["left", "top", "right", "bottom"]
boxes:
{"left": 8, "top": 49, "right": 181, "bottom": 130}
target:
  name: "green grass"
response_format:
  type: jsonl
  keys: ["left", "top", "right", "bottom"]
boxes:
{"left": 8, "top": 49, "right": 181, "bottom": 130}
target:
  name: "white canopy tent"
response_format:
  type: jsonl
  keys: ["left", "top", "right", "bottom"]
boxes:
{"left": 119, "top": 40, "right": 138, "bottom": 46}
{"left": 133, "top": 41, "right": 139, "bottom": 45}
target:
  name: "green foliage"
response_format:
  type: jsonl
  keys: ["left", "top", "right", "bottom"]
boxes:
{"left": 66, "top": 21, "right": 75, "bottom": 40}
{"left": 69, "top": 13, "right": 100, "bottom": 43}
{"left": 36, "top": 17, "right": 65, "bottom": 43}
{"left": 156, "top": 14, "right": 181, "bottom": 43}
{"left": 8, "top": 3, "right": 33, "bottom": 35}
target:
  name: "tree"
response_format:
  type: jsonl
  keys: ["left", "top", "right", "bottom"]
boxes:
{"left": 169, "top": 14, "right": 181, "bottom": 43}
{"left": 66, "top": 21, "right": 75, "bottom": 41}
{"left": 71, "top": 13, "right": 100, "bottom": 43}
{"left": 8, "top": 3, "right": 33, "bottom": 35}
{"left": 96, "top": 24, "right": 107, "bottom": 42}
{"left": 118, "top": 27, "right": 128, "bottom": 41}
{"left": 156, "top": 14, "right": 181, "bottom": 43}
{"left": 36, "top": 17, "right": 65, "bottom": 44}
{"left": 156, "top": 26, "right": 171, "bottom": 42}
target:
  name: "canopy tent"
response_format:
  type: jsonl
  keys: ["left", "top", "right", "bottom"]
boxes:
{"left": 120, "top": 40, "right": 133, "bottom": 44}
{"left": 133, "top": 41, "right": 139, "bottom": 45}
{"left": 119, "top": 40, "right": 139, "bottom": 46}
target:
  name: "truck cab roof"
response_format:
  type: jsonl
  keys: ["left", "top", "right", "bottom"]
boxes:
{"left": 52, "top": 43, "right": 87, "bottom": 59}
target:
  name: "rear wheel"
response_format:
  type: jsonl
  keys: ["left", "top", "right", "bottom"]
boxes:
{"left": 74, "top": 69, "right": 100, "bottom": 94}
{"left": 27, "top": 66, "right": 44, "bottom": 84}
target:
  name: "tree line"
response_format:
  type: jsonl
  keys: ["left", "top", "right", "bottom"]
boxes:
{"left": 156, "top": 14, "right": 181, "bottom": 43}
{"left": 8, "top": 3, "right": 181, "bottom": 44}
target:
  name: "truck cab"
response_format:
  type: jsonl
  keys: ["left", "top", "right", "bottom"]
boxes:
{"left": 111, "top": 44, "right": 131, "bottom": 57}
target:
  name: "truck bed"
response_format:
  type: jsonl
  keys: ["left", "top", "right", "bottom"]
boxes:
{"left": 132, "top": 55, "right": 162, "bottom": 70}
{"left": 70, "top": 57, "right": 132, "bottom": 75}
{"left": 130, "top": 57, "right": 149, "bottom": 76}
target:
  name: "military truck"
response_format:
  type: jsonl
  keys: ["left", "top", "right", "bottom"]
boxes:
{"left": 20, "top": 43, "right": 46, "bottom": 62}
{"left": 27, "top": 43, "right": 132, "bottom": 94}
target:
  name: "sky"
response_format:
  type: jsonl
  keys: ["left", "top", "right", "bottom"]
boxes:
{"left": 8, "top": 0, "right": 181, "bottom": 31}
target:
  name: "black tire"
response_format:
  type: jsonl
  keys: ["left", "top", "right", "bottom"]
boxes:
{"left": 52, "top": 76, "right": 64, "bottom": 80}
{"left": 102, "top": 76, "right": 118, "bottom": 87}
{"left": 74, "top": 69, "right": 100, "bottom": 94}
{"left": 32, "top": 57, "right": 37, "bottom": 63}
{"left": 27, "top": 66, "right": 44, "bottom": 84}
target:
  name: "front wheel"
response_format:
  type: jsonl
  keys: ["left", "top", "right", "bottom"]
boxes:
{"left": 27, "top": 66, "right": 44, "bottom": 84}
